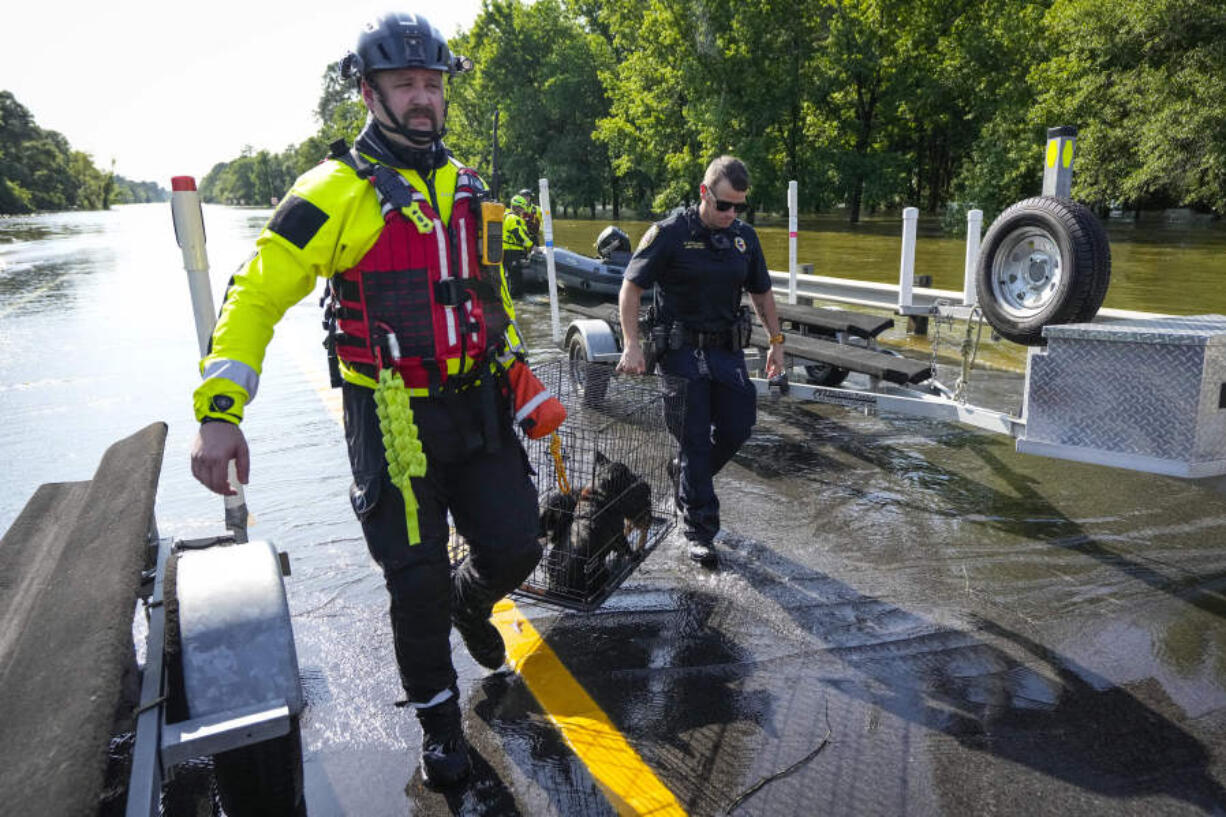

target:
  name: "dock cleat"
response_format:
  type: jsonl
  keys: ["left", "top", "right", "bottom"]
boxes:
{"left": 416, "top": 692, "right": 471, "bottom": 787}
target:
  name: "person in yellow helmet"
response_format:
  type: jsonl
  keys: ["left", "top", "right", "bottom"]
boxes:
{"left": 516, "top": 187, "right": 542, "bottom": 244}
{"left": 501, "top": 193, "right": 535, "bottom": 298}
{"left": 188, "top": 11, "right": 541, "bottom": 788}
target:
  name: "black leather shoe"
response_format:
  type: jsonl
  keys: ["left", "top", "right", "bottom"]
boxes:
{"left": 688, "top": 540, "right": 718, "bottom": 567}
{"left": 416, "top": 694, "right": 471, "bottom": 787}
{"left": 452, "top": 606, "right": 506, "bottom": 670}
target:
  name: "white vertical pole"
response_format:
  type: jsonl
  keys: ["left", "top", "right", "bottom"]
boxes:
{"left": 171, "top": 178, "right": 217, "bottom": 356}
{"left": 538, "top": 178, "right": 561, "bottom": 343}
{"left": 963, "top": 208, "right": 983, "bottom": 306}
{"left": 787, "top": 180, "right": 799, "bottom": 305}
{"left": 898, "top": 206, "right": 919, "bottom": 312}
{"left": 171, "top": 176, "right": 249, "bottom": 543}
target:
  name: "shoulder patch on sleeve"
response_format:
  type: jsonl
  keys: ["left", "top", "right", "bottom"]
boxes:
{"left": 637, "top": 224, "right": 659, "bottom": 252}
{"left": 266, "top": 195, "right": 329, "bottom": 250}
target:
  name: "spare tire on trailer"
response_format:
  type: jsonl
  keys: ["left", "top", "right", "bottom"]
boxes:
{"left": 975, "top": 196, "right": 1111, "bottom": 345}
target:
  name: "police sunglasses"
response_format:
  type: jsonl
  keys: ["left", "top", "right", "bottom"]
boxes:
{"left": 704, "top": 187, "right": 749, "bottom": 213}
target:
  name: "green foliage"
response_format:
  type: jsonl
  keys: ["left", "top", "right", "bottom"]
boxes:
{"left": 113, "top": 176, "right": 169, "bottom": 204}
{"left": 199, "top": 146, "right": 309, "bottom": 206}
{"left": 1031, "top": 0, "right": 1226, "bottom": 213}
{"left": 194, "top": 0, "right": 1226, "bottom": 223}
{"left": 448, "top": 0, "right": 613, "bottom": 215}
{"left": 0, "top": 90, "right": 166, "bottom": 214}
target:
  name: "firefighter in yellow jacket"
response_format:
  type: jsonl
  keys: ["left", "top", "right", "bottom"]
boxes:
{"left": 501, "top": 193, "right": 534, "bottom": 298}
{"left": 189, "top": 11, "right": 541, "bottom": 788}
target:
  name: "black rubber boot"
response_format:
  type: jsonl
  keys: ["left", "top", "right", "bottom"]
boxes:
{"left": 688, "top": 540, "right": 718, "bottom": 568}
{"left": 452, "top": 602, "right": 506, "bottom": 670}
{"left": 416, "top": 693, "right": 471, "bottom": 787}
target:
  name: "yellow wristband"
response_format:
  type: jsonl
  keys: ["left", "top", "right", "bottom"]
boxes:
{"left": 769, "top": 332, "right": 785, "bottom": 346}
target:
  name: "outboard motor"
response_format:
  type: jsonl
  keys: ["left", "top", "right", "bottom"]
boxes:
{"left": 595, "top": 226, "right": 630, "bottom": 259}
{"left": 595, "top": 225, "right": 632, "bottom": 268}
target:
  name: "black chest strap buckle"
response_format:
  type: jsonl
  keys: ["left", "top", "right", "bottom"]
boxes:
{"left": 434, "top": 278, "right": 472, "bottom": 307}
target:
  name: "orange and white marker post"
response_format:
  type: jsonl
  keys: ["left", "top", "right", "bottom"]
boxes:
{"left": 171, "top": 176, "right": 249, "bottom": 543}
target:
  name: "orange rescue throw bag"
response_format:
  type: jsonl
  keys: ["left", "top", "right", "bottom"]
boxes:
{"left": 506, "top": 360, "right": 566, "bottom": 439}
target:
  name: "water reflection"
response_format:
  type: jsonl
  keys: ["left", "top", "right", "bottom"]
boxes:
{"left": 474, "top": 673, "right": 615, "bottom": 817}
{"left": 744, "top": 400, "right": 1226, "bottom": 662}
{"left": 525, "top": 590, "right": 774, "bottom": 816}
{"left": 718, "top": 535, "right": 1226, "bottom": 812}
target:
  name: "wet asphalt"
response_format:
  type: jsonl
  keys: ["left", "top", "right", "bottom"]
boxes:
{"left": 4, "top": 207, "right": 1225, "bottom": 815}
{"left": 269, "top": 289, "right": 1226, "bottom": 815}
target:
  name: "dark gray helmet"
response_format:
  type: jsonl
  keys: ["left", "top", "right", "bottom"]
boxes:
{"left": 340, "top": 12, "right": 471, "bottom": 81}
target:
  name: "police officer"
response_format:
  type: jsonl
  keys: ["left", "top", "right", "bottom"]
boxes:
{"left": 189, "top": 11, "right": 541, "bottom": 787}
{"left": 616, "top": 156, "right": 784, "bottom": 567}
{"left": 502, "top": 193, "right": 535, "bottom": 298}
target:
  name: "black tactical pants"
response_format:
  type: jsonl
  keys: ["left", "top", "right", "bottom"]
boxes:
{"left": 659, "top": 345, "right": 757, "bottom": 544}
{"left": 342, "top": 381, "right": 541, "bottom": 703}
{"left": 503, "top": 249, "right": 528, "bottom": 298}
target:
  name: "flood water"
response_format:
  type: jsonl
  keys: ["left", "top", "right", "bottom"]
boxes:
{"left": 551, "top": 210, "right": 1226, "bottom": 316}
{"left": 3, "top": 203, "right": 1226, "bottom": 816}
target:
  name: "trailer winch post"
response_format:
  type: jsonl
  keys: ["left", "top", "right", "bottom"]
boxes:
{"left": 538, "top": 178, "right": 562, "bottom": 343}
{"left": 170, "top": 176, "right": 249, "bottom": 543}
{"left": 787, "top": 180, "right": 799, "bottom": 305}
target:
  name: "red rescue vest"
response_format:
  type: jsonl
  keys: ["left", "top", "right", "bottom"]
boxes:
{"left": 328, "top": 152, "right": 509, "bottom": 391}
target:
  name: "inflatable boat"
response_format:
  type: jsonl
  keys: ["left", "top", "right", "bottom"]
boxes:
{"left": 523, "top": 225, "right": 632, "bottom": 298}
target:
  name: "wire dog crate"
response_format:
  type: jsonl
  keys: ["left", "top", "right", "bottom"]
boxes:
{"left": 514, "top": 359, "right": 685, "bottom": 611}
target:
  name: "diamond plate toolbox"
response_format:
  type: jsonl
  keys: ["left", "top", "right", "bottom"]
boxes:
{"left": 1018, "top": 315, "right": 1226, "bottom": 477}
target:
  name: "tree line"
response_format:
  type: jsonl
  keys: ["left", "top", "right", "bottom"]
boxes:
{"left": 200, "top": 0, "right": 1226, "bottom": 226}
{"left": 0, "top": 91, "right": 168, "bottom": 215}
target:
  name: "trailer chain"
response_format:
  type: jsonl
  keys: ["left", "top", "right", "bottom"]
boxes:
{"left": 929, "top": 301, "right": 987, "bottom": 404}
{"left": 929, "top": 301, "right": 957, "bottom": 389}
{"left": 953, "top": 306, "right": 988, "bottom": 404}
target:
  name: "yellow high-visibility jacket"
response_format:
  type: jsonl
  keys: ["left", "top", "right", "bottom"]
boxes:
{"left": 194, "top": 155, "right": 520, "bottom": 424}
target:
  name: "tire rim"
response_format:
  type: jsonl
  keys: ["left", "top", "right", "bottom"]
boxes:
{"left": 990, "top": 226, "right": 1064, "bottom": 318}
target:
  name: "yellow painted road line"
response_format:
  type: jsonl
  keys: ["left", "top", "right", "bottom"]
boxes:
{"left": 494, "top": 600, "right": 685, "bottom": 816}
{"left": 286, "top": 332, "right": 684, "bottom": 815}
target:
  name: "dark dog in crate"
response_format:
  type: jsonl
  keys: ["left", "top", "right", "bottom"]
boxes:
{"left": 542, "top": 452, "right": 652, "bottom": 600}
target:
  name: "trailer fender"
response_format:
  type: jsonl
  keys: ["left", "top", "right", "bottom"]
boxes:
{"left": 175, "top": 540, "right": 303, "bottom": 719}
{"left": 566, "top": 318, "right": 622, "bottom": 364}
{"left": 565, "top": 318, "right": 619, "bottom": 405}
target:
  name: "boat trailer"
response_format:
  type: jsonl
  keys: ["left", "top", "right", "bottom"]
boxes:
{"left": 563, "top": 301, "right": 1226, "bottom": 480}
{"left": 0, "top": 423, "right": 305, "bottom": 817}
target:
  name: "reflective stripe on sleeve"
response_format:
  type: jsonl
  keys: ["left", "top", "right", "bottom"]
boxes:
{"left": 514, "top": 389, "right": 552, "bottom": 424}
{"left": 202, "top": 358, "right": 260, "bottom": 401}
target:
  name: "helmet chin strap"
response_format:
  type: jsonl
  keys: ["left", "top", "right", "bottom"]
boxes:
{"left": 371, "top": 84, "right": 449, "bottom": 170}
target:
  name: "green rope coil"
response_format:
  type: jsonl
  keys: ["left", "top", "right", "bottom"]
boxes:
{"left": 374, "top": 368, "right": 428, "bottom": 544}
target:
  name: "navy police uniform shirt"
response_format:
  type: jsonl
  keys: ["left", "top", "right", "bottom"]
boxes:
{"left": 625, "top": 206, "right": 771, "bottom": 332}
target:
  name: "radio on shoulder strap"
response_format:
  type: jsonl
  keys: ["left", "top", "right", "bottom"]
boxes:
{"left": 480, "top": 200, "right": 505, "bottom": 265}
